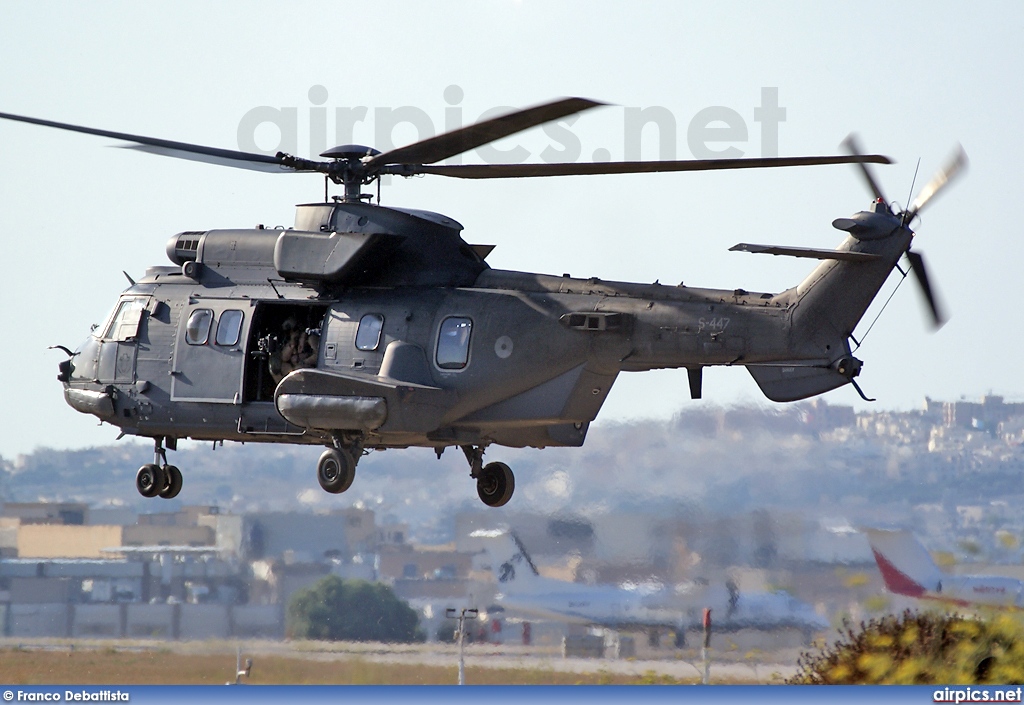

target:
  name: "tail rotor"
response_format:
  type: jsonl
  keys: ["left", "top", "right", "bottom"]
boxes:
{"left": 905, "top": 144, "right": 969, "bottom": 224}
{"left": 905, "top": 249, "right": 945, "bottom": 328}
{"left": 841, "top": 135, "right": 967, "bottom": 330}
{"left": 841, "top": 134, "right": 890, "bottom": 207}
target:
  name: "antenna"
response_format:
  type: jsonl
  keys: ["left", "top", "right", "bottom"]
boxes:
{"left": 900, "top": 158, "right": 921, "bottom": 226}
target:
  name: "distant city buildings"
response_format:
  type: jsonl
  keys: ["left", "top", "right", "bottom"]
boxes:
{"left": 1, "top": 394, "right": 1023, "bottom": 645}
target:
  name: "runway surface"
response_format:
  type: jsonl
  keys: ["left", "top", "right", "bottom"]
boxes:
{"left": 0, "top": 637, "right": 804, "bottom": 683}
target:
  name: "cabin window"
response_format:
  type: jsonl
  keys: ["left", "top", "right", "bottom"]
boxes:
{"left": 215, "top": 309, "right": 244, "bottom": 347}
{"left": 355, "top": 313, "right": 384, "bottom": 351}
{"left": 436, "top": 316, "right": 472, "bottom": 369}
{"left": 185, "top": 309, "right": 213, "bottom": 345}
{"left": 103, "top": 297, "right": 147, "bottom": 341}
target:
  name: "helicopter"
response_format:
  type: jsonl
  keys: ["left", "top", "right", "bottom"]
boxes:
{"left": 0, "top": 98, "right": 965, "bottom": 507}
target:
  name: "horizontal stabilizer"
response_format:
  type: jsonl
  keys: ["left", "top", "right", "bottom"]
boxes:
{"left": 747, "top": 363, "right": 849, "bottom": 402}
{"left": 730, "top": 243, "right": 882, "bottom": 262}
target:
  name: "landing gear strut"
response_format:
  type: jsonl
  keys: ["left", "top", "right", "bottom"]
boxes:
{"left": 461, "top": 445, "right": 515, "bottom": 507}
{"left": 136, "top": 437, "right": 183, "bottom": 499}
{"left": 316, "top": 434, "right": 360, "bottom": 494}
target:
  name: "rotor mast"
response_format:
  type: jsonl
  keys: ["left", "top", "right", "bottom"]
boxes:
{"left": 279, "top": 144, "right": 382, "bottom": 203}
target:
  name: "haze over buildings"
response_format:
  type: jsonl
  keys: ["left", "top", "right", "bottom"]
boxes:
{"left": 1, "top": 395, "right": 1023, "bottom": 644}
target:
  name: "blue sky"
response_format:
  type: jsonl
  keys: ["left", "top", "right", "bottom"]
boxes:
{"left": 0, "top": 1, "right": 1018, "bottom": 456}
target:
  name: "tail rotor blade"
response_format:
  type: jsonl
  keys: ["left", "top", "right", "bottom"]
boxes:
{"left": 907, "top": 144, "right": 968, "bottom": 220}
{"left": 906, "top": 250, "right": 945, "bottom": 329}
{"left": 842, "top": 133, "right": 889, "bottom": 204}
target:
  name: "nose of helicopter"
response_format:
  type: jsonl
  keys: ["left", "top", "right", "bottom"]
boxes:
{"left": 54, "top": 336, "right": 117, "bottom": 420}
{"left": 56, "top": 357, "right": 73, "bottom": 383}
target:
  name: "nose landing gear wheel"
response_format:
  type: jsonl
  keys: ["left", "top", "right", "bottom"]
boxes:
{"left": 159, "top": 465, "right": 183, "bottom": 499}
{"left": 317, "top": 448, "right": 356, "bottom": 494}
{"left": 136, "top": 463, "right": 166, "bottom": 498}
{"left": 476, "top": 461, "right": 515, "bottom": 507}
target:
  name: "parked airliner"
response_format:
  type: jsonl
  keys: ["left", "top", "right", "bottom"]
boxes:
{"left": 474, "top": 529, "right": 828, "bottom": 645}
{"left": 865, "top": 528, "right": 1024, "bottom": 608}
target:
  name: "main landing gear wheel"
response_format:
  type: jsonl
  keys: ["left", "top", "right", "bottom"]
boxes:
{"left": 476, "top": 461, "right": 515, "bottom": 508}
{"left": 317, "top": 447, "right": 356, "bottom": 494}
{"left": 136, "top": 463, "right": 166, "bottom": 498}
{"left": 159, "top": 465, "right": 183, "bottom": 499}
{"left": 137, "top": 437, "right": 184, "bottom": 499}
{"left": 461, "top": 445, "right": 516, "bottom": 508}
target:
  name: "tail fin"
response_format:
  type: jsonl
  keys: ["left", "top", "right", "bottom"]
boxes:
{"left": 863, "top": 528, "right": 943, "bottom": 597}
{"left": 471, "top": 529, "right": 540, "bottom": 592}
{"left": 744, "top": 221, "right": 913, "bottom": 402}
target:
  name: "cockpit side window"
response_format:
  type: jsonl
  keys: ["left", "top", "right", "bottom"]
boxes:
{"left": 102, "top": 297, "right": 148, "bottom": 342}
{"left": 215, "top": 310, "right": 244, "bottom": 347}
{"left": 436, "top": 316, "right": 472, "bottom": 369}
{"left": 185, "top": 309, "right": 214, "bottom": 345}
{"left": 355, "top": 313, "right": 384, "bottom": 351}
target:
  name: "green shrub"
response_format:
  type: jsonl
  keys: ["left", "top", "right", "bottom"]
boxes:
{"left": 789, "top": 609, "right": 1024, "bottom": 684}
{"left": 287, "top": 575, "right": 425, "bottom": 643}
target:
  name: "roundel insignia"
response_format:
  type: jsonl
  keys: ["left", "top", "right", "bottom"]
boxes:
{"left": 495, "top": 335, "right": 513, "bottom": 359}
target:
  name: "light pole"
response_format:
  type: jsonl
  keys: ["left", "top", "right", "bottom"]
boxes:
{"left": 227, "top": 645, "right": 252, "bottom": 685}
{"left": 446, "top": 607, "right": 479, "bottom": 685}
{"left": 702, "top": 607, "right": 712, "bottom": 685}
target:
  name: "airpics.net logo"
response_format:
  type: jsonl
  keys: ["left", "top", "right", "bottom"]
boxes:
{"left": 235, "top": 85, "right": 788, "bottom": 167}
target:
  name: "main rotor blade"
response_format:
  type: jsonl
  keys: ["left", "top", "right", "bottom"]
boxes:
{"left": 121, "top": 145, "right": 293, "bottom": 173}
{"left": 404, "top": 154, "right": 892, "bottom": 179}
{"left": 906, "top": 249, "right": 945, "bottom": 329}
{"left": 907, "top": 144, "right": 968, "bottom": 219}
{"left": 366, "top": 97, "right": 605, "bottom": 169}
{"left": 0, "top": 110, "right": 295, "bottom": 172}
{"left": 841, "top": 134, "right": 888, "bottom": 204}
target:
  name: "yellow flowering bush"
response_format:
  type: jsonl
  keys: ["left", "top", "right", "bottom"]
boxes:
{"left": 788, "top": 610, "right": 1024, "bottom": 684}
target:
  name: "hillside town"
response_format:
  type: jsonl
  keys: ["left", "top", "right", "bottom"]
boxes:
{"left": 2, "top": 394, "right": 1024, "bottom": 647}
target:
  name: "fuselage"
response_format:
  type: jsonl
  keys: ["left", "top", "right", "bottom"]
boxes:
{"left": 923, "top": 575, "right": 1024, "bottom": 610}
{"left": 60, "top": 200, "right": 911, "bottom": 453}
{"left": 497, "top": 579, "right": 826, "bottom": 632}
{"left": 481, "top": 530, "right": 828, "bottom": 633}
{"left": 867, "top": 529, "right": 1024, "bottom": 610}
{"left": 62, "top": 265, "right": 790, "bottom": 448}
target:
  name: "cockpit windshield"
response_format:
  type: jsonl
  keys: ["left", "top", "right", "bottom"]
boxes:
{"left": 100, "top": 297, "right": 148, "bottom": 342}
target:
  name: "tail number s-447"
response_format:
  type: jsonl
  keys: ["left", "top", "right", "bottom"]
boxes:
{"left": 698, "top": 317, "right": 730, "bottom": 334}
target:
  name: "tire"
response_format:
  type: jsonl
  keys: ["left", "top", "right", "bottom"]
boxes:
{"left": 159, "top": 465, "right": 183, "bottom": 499}
{"left": 317, "top": 448, "right": 356, "bottom": 494}
{"left": 477, "top": 461, "right": 515, "bottom": 507}
{"left": 136, "top": 463, "right": 166, "bottom": 498}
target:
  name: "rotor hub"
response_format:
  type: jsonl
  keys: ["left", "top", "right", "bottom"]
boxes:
{"left": 319, "top": 144, "right": 381, "bottom": 161}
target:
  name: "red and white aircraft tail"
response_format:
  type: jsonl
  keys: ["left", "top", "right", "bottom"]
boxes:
{"left": 863, "top": 528, "right": 943, "bottom": 598}
{"left": 863, "top": 528, "right": 1024, "bottom": 609}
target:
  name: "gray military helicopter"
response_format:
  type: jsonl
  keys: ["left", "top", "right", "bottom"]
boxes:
{"left": 0, "top": 99, "right": 965, "bottom": 507}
